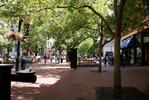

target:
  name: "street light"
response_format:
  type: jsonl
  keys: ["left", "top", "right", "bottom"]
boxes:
{"left": 16, "top": 19, "right": 23, "bottom": 71}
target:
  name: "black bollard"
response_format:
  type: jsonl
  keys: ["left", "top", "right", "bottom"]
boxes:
{"left": 69, "top": 49, "right": 77, "bottom": 69}
{"left": 0, "top": 64, "right": 13, "bottom": 100}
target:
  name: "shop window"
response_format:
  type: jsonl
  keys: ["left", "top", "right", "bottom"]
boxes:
{"left": 144, "top": 36, "right": 149, "bottom": 43}
{"left": 137, "top": 47, "right": 142, "bottom": 64}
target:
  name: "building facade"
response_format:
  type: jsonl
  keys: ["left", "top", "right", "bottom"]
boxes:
{"left": 121, "top": 28, "right": 149, "bottom": 65}
{"left": 103, "top": 41, "right": 114, "bottom": 58}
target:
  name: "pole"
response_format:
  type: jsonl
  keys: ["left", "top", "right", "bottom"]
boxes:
{"left": 16, "top": 19, "right": 23, "bottom": 71}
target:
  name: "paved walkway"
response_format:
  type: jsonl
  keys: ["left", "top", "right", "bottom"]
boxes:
{"left": 11, "top": 63, "right": 149, "bottom": 100}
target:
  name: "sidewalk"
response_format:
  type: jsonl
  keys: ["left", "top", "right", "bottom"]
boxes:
{"left": 11, "top": 63, "right": 149, "bottom": 100}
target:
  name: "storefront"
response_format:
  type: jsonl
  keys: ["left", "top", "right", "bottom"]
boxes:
{"left": 121, "top": 28, "right": 149, "bottom": 65}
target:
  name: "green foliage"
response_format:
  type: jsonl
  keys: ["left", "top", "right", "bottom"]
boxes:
{"left": 48, "top": 6, "right": 97, "bottom": 50}
{"left": 78, "top": 38, "right": 93, "bottom": 56}
{"left": 122, "top": 0, "right": 145, "bottom": 31}
{"left": 25, "top": 23, "right": 47, "bottom": 53}
{"left": 0, "top": 0, "right": 109, "bottom": 54}
{"left": 0, "top": 34, "right": 9, "bottom": 45}
{"left": 0, "top": 0, "right": 146, "bottom": 57}
{"left": 106, "top": 0, "right": 147, "bottom": 35}
{"left": 0, "top": 0, "right": 53, "bottom": 54}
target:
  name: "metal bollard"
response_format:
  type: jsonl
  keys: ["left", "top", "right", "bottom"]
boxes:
{"left": 0, "top": 64, "right": 13, "bottom": 100}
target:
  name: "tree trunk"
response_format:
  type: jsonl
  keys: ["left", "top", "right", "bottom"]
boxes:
{"left": 98, "top": 35, "right": 103, "bottom": 72}
{"left": 113, "top": 0, "right": 126, "bottom": 98}
{"left": 98, "top": 47, "right": 102, "bottom": 72}
{"left": 113, "top": 32, "right": 121, "bottom": 97}
{"left": 98, "top": 20, "right": 103, "bottom": 72}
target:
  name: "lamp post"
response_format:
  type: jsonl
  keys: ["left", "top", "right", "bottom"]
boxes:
{"left": 16, "top": 19, "right": 23, "bottom": 71}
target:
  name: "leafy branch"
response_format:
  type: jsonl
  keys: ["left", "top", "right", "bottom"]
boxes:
{"left": 34, "top": 4, "right": 115, "bottom": 36}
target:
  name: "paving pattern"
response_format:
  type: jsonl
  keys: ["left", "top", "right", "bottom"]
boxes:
{"left": 11, "top": 62, "right": 149, "bottom": 100}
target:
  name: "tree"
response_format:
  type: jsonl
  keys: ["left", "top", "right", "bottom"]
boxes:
{"left": 47, "top": 8, "right": 95, "bottom": 58}
{"left": 78, "top": 38, "right": 93, "bottom": 56}
{"left": 0, "top": 0, "right": 52, "bottom": 69}
{"left": 0, "top": 0, "right": 52, "bottom": 55}
{"left": 97, "top": 20, "right": 114, "bottom": 72}
{"left": 59, "top": 0, "right": 146, "bottom": 97}
{"left": 112, "top": 0, "right": 126, "bottom": 97}
{"left": 82, "top": 0, "right": 146, "bottom": 97}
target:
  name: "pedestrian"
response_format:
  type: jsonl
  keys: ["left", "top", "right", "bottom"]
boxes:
{"left": 44, "top": 53, "right": 48, "bottom": 64}
{"left": 104, "top": 56, "right": 107, "bottom": 66}
{"left": 108, "top": 56, "right": 114, "bottom": 66}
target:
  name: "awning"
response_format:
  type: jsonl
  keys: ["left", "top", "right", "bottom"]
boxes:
{"left": 121, "top": 37, "right": 135, "bottom": 48}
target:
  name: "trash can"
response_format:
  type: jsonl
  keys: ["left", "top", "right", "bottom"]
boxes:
{"left": 69, "top": 48, "right": 77, "bottom": 69}
{"left": 0, "top": 64, "right": 13, "bottom": 100}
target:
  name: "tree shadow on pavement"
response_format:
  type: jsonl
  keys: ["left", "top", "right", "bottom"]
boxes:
{"left": 11, "top": 65, "right": 70, "bottom": 100}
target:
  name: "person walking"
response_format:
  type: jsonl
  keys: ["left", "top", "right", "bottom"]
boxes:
{"left": 44, "top": 53, "right": 48, "bottom": 64}
{"left": 104, "top": 56, "right": 107, "bottom": 67}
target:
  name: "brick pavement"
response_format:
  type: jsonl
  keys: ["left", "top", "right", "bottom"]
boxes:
{"left": 11, "top": 63, "right": 149, "bottom": 100}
